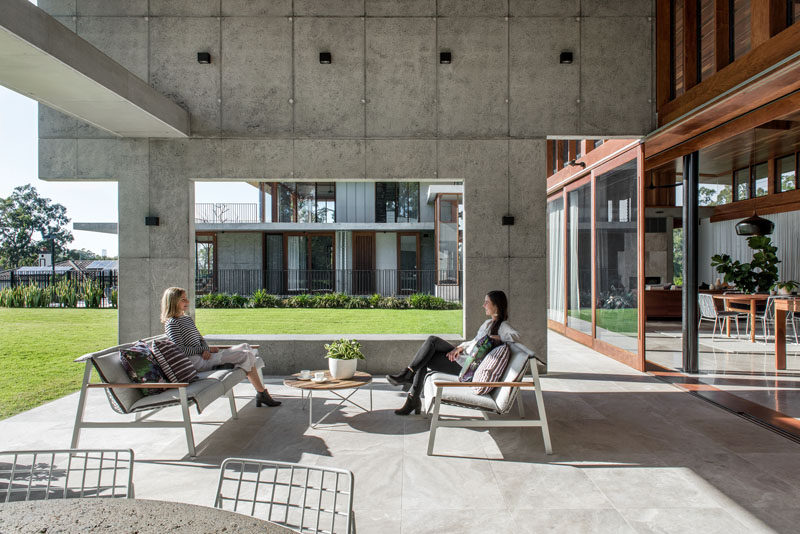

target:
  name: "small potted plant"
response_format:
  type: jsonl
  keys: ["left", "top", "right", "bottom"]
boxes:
{"left": 324, "top": 338, "right": 365, "bottom": 379}
{"left": 773, "top": 281, "right": 799, "bottom": 296}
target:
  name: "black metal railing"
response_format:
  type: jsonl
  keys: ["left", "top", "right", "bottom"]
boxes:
{"left": 195, "top": 202, "right": 260, "bottom": 224}
{"left": 0, "top": 270, "right": 118, "bottom": 308}
{"left": 196, "top": 269, "right": 463, "bottom": 302}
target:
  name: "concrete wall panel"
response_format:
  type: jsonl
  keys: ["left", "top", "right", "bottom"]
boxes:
{"left": 294, "top": 140, "right": 365, "bottom": 179}
{"left": 581, "top": 0, "right": 653, "bottom": 17}
{"left": 366, "top": 0, "right": 435, "bottom": 16}
{"left": 222, "top": 0, "right": 291, "bottom": 17}
{"left": 510, "top": 0, "right": 579, "bottom": 16}
{"left": 77, "top": 139, "right": 148, "bottom": 179}
{"left": 150, "top": 17, "right": 220, "bottom": 134}
{"left": 263, "top": 140, "right": 295, "bottom": 179}
{"left": 217, "top": 139, "right": 293, "bottom": 179}
{"left": 366, "top": 18, "right": 435, "bottom": 137}
{"left": 366, "top": 140, "right": 436, "bottom": 179}
{"left": 510, "top": 17, "right": 579, "bottom": 136}
{"left": 294, "top": 0, "right": 365, "bottom": 16}
{"left": 438, "top": 140, "right": 507, "bottom": 181}
{"left": 38, "top": 106, "right": 78, "bottom": 139}
{"left": 581, "top": 17, "right": 653, "bottom": 135}
{"left": 462, "top": 159, "right": 509, "bottom": 259}
{"left": 118, "top": 258, "right": 151, "bottom": 343}
{"left": 437, "top": 0, "right": 507, "bottom": 16}
{"left": 118, "top": 172, "right": 149, "bottom": 260}
{"left": 77, "top": 16, "right": 148, "bottom": 81}
{"left": 77, "top": 1, "right": 148, "bottom": 16}
{"left": 148, "top": 257, "right": 192, "bottom": 335}
{"left": 509, "top": 256, "right": 547, "bottom": 365}
{"left": 509, "top": 139, "right": 546, "bottom": 258}
{"left": 463, "top": 257, "right": 509, "bottom": 337}
{"left": 150, "top": 139, "right": 220, "bottom": 179}
{"left": 221, "top": 17, "right": 292, "bottom": 136}
{"left": 437, "top": 18, "right": 507, "bottom": 136}
{"left": 149, "top": 1, "right": 220, "bottom": 17}
{"left": 294, "top": 18, "right": 365, "bottom": 137}
{"left": 38, "top": 139, "right": 76, "bottom": 179}
{"left": 37, "top": 0, "right": 76, "bottom": 17}
{"left": 148, "top": 173, "right": 192, "bottom": 260}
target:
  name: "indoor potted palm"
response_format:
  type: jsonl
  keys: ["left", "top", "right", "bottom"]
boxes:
{"left": 773, "top": 280, "right": 798, "bottom": 296}
{"left": 324, "top": 338, "right": 365, "bottom": 379}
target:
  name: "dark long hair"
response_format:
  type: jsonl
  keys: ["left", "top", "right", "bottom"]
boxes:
{"left": 487, "top": 290, "right": 509, "bottom": 336}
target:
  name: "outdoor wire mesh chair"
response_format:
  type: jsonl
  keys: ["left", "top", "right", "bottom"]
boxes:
{"left": 0, "top": 449, "right": 134, "bottom": 502}
{"left": 215, "top": 458, "right": 355, "bottom": 534}
{"left": 698, "top": 293, "right": 746, "bottom": 340}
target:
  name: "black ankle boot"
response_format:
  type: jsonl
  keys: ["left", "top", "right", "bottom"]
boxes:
{"left": 386, "top": 368, "right": 414, "bottom": 390}
{"left": 394, "top": 394, "right": 421, "bottom": 416}
{"left": 256, "top": 390, "right": 281, "bottom": 407}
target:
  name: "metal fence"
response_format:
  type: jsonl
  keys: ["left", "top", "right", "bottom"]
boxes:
{"left": 196, "top": 269, "right": 463, "bottom": 302}
{"left": 195, "top": 203, "right": 259, "bottom": 224}
{"left": 0, "top": 271, "right": 118, "bottom": 308}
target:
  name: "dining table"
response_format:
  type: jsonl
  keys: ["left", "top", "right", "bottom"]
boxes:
{"left": 774, "top": 297, "right": 800, "bottom": 370}
{"left": 712, "top": 293, "right": 770, "bottom": 343}
{"left": 0, "top": 497, "right": 298, "bottom": 533}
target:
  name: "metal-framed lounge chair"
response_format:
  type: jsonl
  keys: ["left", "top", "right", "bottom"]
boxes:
{"left": 0, "top": 448, "right": 134, "bottom": 502}
{"left": 215, "top": 457, "right": 355, "bottom": 534}
{"left": 422, "top": 341, "right": 552, "bottom": 456}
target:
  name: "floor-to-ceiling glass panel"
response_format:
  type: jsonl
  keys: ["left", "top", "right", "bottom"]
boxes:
{"left": 287, "top": 235, "right": 307, "bottom": 291}
{"left": 296, "top": 183, "right": 315, "bottom": 223}
{"left": 309, "top": 235, "right": 333, "bottom": 292}
{"left": 277, "top": 183, "right": 294, "bottom": 222}
{"left": 753, "top": 162, "right": 769, "bottom": 197}
{"left": 547, "top": 197, "right": 565, "bottom": 323}
{"left": 437, "top": 194, "right": 460, "bottom": 284}
{"left": 399, "top": 234, "right": 418, "bottom": 294}
{"left": 777, "top": 154, "right": 797, "bottom": 192}
{"left": 265, "top": 234, "right": 283, "bottom": 294}
{"left": 567, "top": 183, "right": 592, "bottom": 334}
{"left": 595, "top": 160, "right": 638, "bottom": 353}
{"left": 734, "top": 168, "right": 750, "bottom": 201}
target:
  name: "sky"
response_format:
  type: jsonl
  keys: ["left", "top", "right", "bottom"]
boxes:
{"left": 0, "top": 85, "right": 257, "bottom": 258}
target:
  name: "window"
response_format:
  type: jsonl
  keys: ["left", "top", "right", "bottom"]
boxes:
{"left": 558, "top": 141, "right": 569, "bottom": 169}
{"left": 753, "top": 162, "right": 768, "bottom": 197}
{"left": 436, "top": 194, "right": 462, "bottom": 284}
{"left": 734, "top": 167, "right": 750, "bottom": 201}
{"left": 547, "top": 197, "right": 565, "bottom": 323}
{"left": 777, "top": 154, "right": 797, "bottom": 192}
{"left": 567, "top": 183, "right": 591, "bottom": 336}
{"left": 699, "top": 173, "right": 733, "bottom": 206}
{"left": 273, "top": 183, "right": 336, "bottom": 223}
{"left": 376, "top": 182, "right": 420, "bottom": 223}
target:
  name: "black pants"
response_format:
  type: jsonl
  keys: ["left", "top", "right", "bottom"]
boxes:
{"left": 408, "top": 335, "right": 462, "bottom": 396}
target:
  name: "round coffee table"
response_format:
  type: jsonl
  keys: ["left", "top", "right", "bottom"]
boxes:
{"left": 284, "top": 371, "right": 373, "bottom": 428}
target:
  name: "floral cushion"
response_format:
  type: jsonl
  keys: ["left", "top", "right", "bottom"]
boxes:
{"left": 152, "top": 339, "right": 198, "bottom": 383}
{"left": 472, "top": 344, "right": 511, "bottom": 395}
{"left": 118, "top": 342, "right": 167, "bottom": 396}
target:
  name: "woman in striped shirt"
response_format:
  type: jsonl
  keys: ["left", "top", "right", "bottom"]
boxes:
{"left": 161, "top": 287, "right": 280, "bottom": 407}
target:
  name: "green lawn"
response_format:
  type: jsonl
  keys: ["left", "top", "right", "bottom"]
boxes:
{"left": 0, "top": 308, "right": 462, "bottom": 419}
{"left": 570, "top": 307, "right": 638, "bottom": 334}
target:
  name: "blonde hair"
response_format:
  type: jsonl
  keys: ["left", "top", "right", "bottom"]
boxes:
{"left": 161, "top": 287, "right": 186, "bottom": 324}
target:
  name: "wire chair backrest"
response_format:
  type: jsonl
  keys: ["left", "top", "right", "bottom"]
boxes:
{"left": 0, "top": 449, "right": 134, "bottom": 502}
{"left": 216, "top": 458, "right": 354, "bottom": 534}
{"left": 698, "top": 294, "right": 717, "bottom": 319}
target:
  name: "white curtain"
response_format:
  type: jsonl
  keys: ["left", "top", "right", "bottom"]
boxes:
{"left": 287, "top": 236, "right": 303, "bottom": 291}
{"left": 548, "top": 199, "right": 565, "bottom": 322}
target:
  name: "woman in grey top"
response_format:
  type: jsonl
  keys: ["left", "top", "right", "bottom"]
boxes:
{"left": 161, "top": 287, "right": 280, "bottom": 407}
{"left": 386, "top": 290, "right": 519, "bottom": 415}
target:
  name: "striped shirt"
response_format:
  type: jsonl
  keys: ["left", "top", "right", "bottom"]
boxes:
{"left": 165, "top": 315, "right": 209, "bottom": 358}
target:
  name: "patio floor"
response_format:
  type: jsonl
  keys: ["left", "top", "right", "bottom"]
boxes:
{"left": 2, "top": 331, "right": 800, "bottom": 533}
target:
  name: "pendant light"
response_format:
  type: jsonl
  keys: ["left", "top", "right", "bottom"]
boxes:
{"left": 735, "top": 127, "right": 774, "bottom": 236}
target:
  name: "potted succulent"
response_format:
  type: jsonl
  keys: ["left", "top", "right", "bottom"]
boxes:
{"left": 324, "top": 338, "right": 365, "bottom": 379}
{"left": 773, "top": 281, "right": 799, "bottom": 296}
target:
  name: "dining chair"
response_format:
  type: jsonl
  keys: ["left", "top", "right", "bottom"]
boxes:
{"left": 0, "top": 449, "right": 134, "bottom": 502}
{"left": 215, "top": 457, "right": 355, "bottom": 534}
{"left": 698, "top": 293, "right": 746, "bottom": 340}
{"left": 756, "top": 296, "right": 800, "bottom": 343}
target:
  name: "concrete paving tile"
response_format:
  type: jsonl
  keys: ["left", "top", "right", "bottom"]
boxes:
{"left": 510, "top": 509, "right": 636, "bottom": 534}
{"left": 585, "top": 466, "right": 721, "bottom": 509}
{"left": 401, "top": 509, "right": 517, "bottom": 534}
{"left": 619, "top": 508, "right": 759, "bottom": 534}
{"left": 400, "top": 454, "right": 502, "bottom": 510}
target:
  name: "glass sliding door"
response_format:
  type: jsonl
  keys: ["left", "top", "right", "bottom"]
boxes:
{"left": 595, "top": 160, "right": 638, "bottom": 353}
{"left": 398, "top": 233, "right": 419, "bottom": 294}
{"left": 287, "top": 235, "right": 307, "bottom": 292}
{"left": 547, "top": 197, "right": 565, "bottom": 323}
{"left": 265, "top": 234, "right": 283, "bottom": 294}
{"left": 567, "top": 183, "right": 592, "bottom": 334}
{"left": 309, "top": 235, "right": 334, "bottom": 292}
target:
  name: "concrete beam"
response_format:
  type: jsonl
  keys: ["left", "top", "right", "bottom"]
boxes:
{"left": 73, "top": 222, "right": 117, "bottom": 234}
{"left": 0, "top": 0, "right": 189, "bottom": 138}
{"left": 195, "top": 222, "right": 436, "bottom": 232}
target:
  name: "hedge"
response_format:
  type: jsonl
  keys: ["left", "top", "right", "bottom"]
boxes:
{"left": 196, "top": 291, "right": 461, "bottom": 310}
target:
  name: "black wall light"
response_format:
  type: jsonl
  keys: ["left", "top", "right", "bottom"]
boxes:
{"left": 440, "top": 51, "right": 452, "bottom": 64}
{"left": 145, "top": 216, "right": 160, "bottom": 226}
{"left": 559, "top": 51, "right": 573, "bottom": 64}
{"left": 319, "top": 52, "right": 332, "bottom": 64}
{"left": 502, "top": 216, "right": 515, "bottom": 226}
{"left": 197, "top": 52, "right": 211, "bottom": 64}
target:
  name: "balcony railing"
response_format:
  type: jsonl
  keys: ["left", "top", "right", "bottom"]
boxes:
{"left": 196, "top": 269, "right": 463, "bottom": 302}
{"left": 195, "top": 203, "right": 259, "bottom": 224}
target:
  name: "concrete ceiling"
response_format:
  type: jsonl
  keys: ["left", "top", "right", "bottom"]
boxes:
{"left": 0, "top": 0, "right": 189, "bottom": 138}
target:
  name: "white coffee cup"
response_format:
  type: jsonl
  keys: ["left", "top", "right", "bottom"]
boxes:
{"left": 314, "top": 371, "right": 325, "bottom": 381}
{"left": 300, "top": 369, "right": 311, "bottom": 379}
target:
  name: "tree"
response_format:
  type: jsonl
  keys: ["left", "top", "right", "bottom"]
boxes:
{"left": 0, "top": 185, "right": 73, "bottom": 269}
